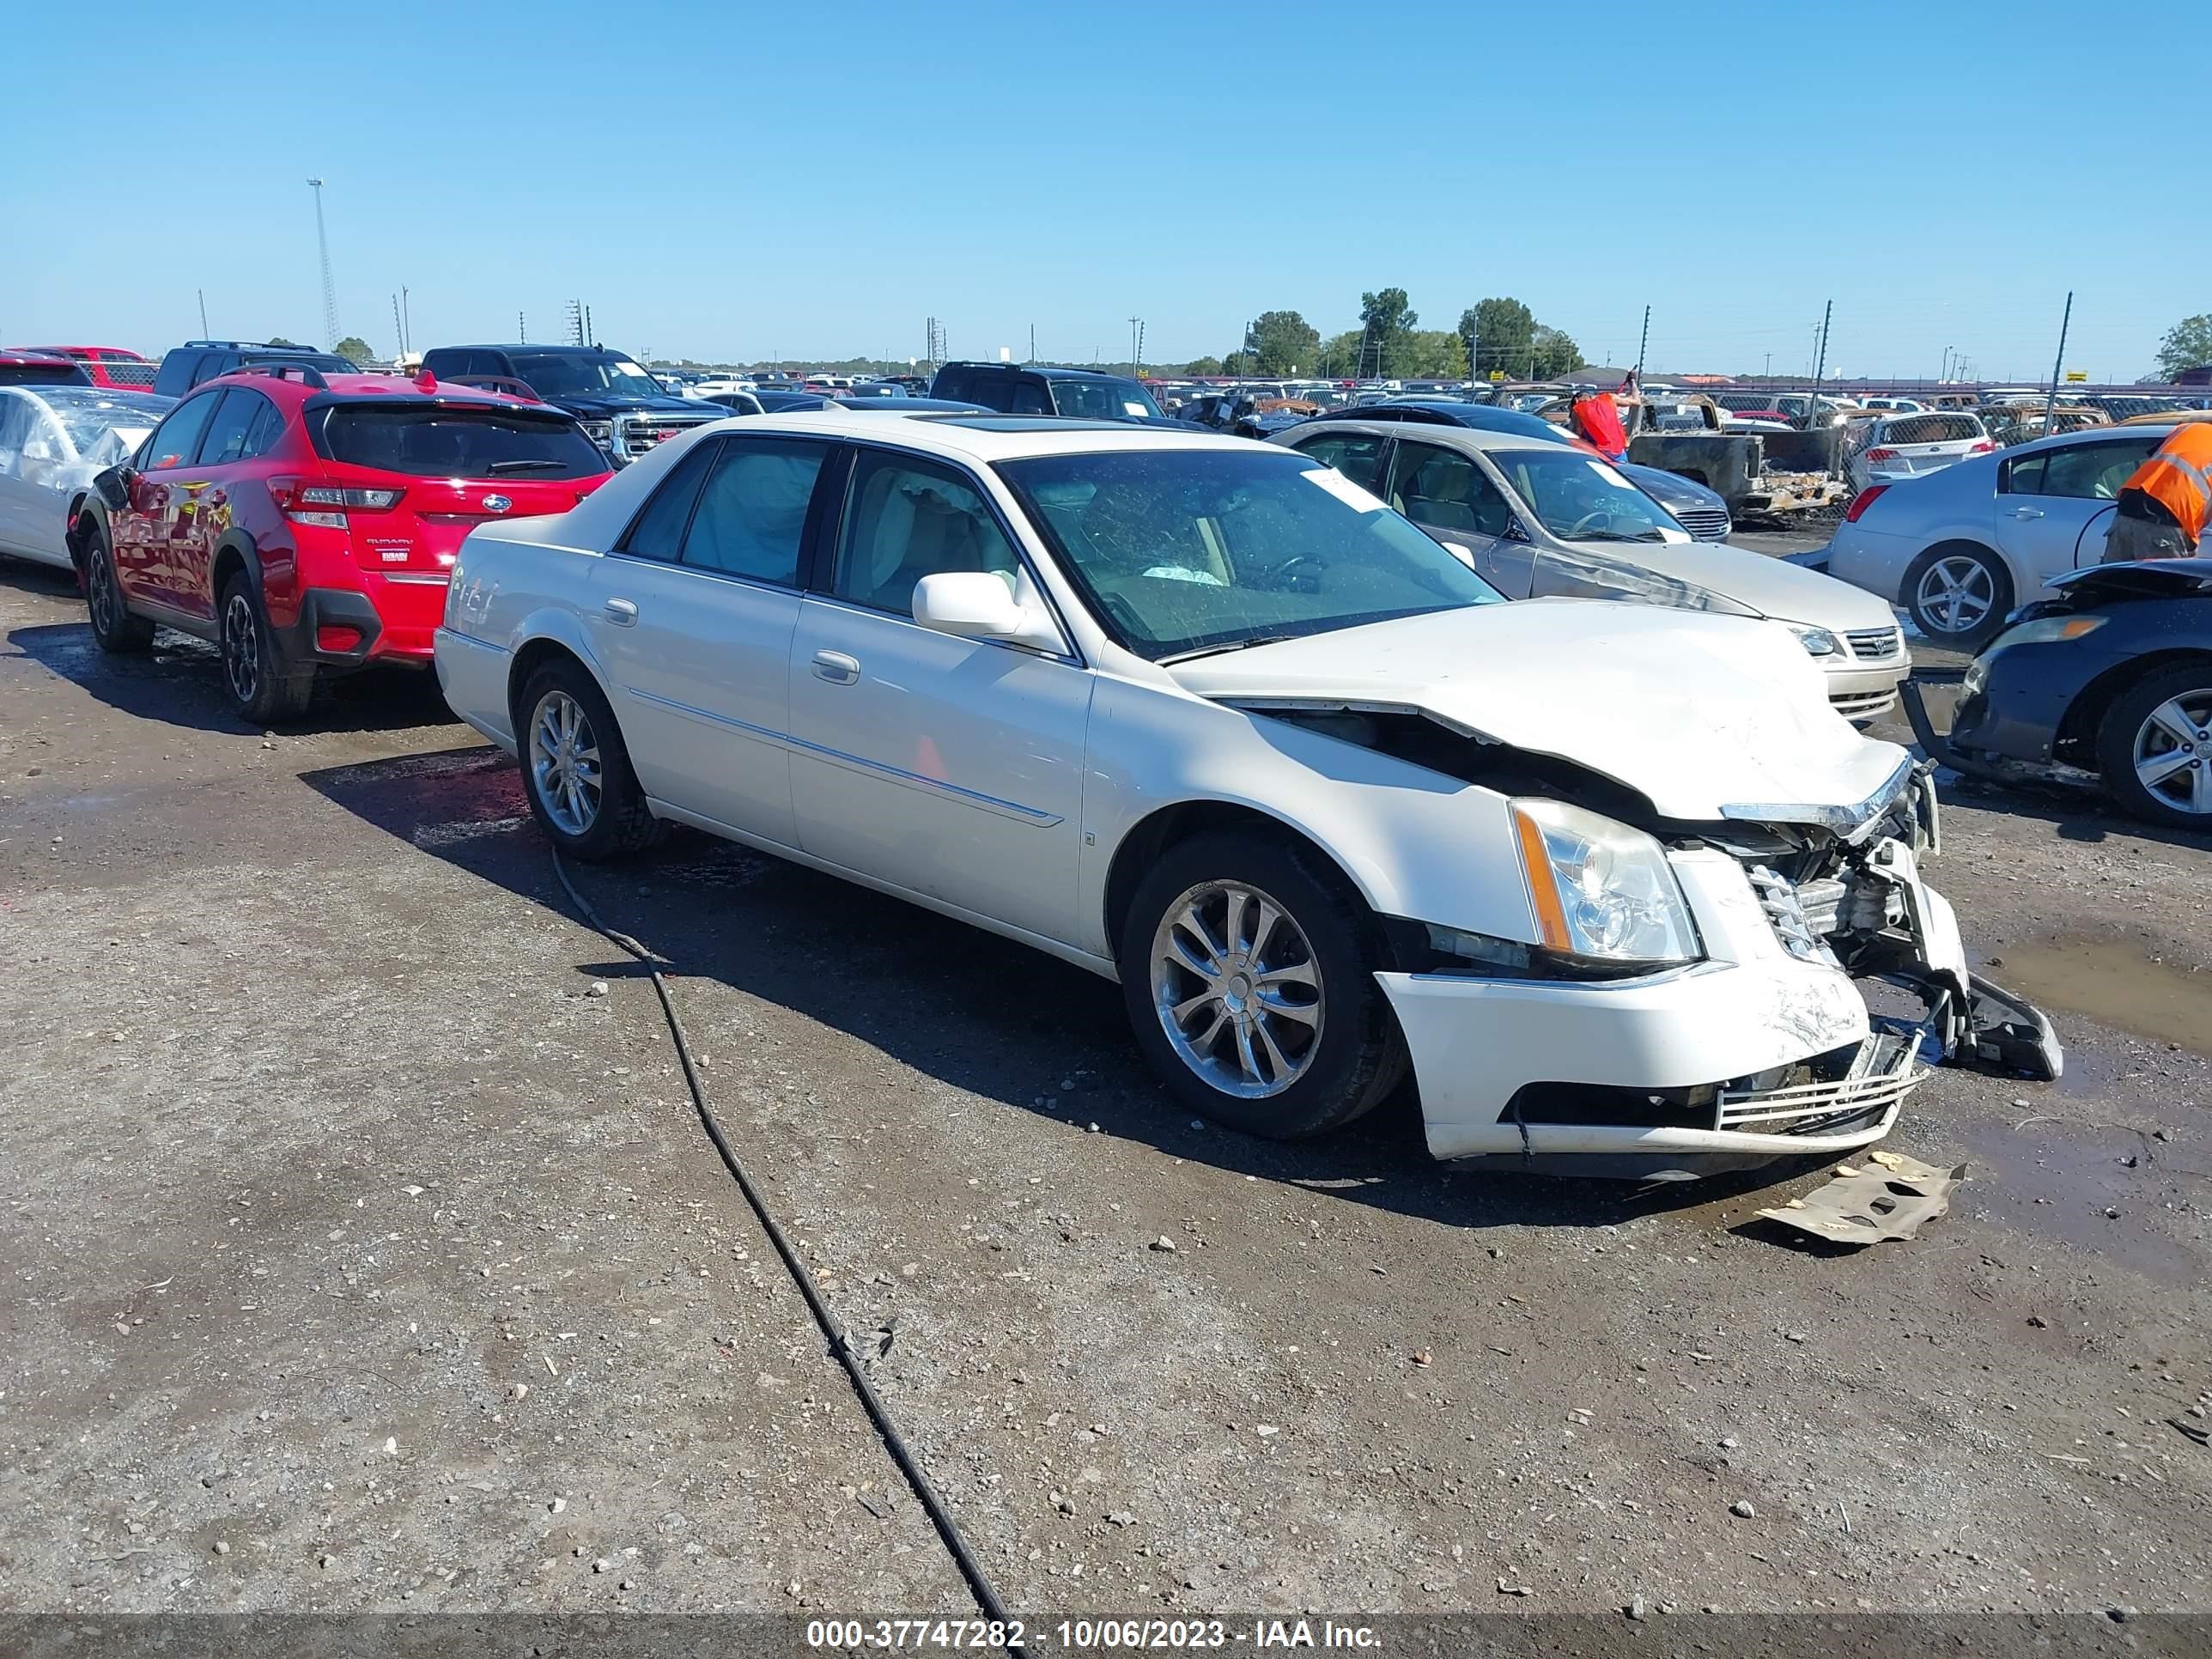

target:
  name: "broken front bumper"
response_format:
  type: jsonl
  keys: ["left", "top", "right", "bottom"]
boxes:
{"left": 1386, "top": 837, "right": 2057, "bottom": 1166}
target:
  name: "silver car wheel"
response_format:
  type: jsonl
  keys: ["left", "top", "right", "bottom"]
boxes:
{"left": 529, "top": 689, "right": 603, "bottom": 836}
{"left": 88, "top": 545, "right": 118, "bottom": 635}
{"left": 1150, "top": 879, "right": 1323, "bottom": 1098}
{"left": 221, "top": 592, "right": 260, "bottom": 705}
{"left": 1916, "top": 555, "right": 1995, "bottom": 635}
{"left": 2132, "top": 690, "right": 2212, "bottom": 817}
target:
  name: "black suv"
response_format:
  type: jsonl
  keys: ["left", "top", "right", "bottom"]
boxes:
{"left": 927, "top": 362, "right": 1163, "bottom": 422}
{"left": 152, "top": 341, "right": 355, "bottom": 399}
{"left": 419, "top": 344, "right": 720, "bottom": 465}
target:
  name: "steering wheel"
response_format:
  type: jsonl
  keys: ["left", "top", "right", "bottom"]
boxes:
{"left": 1268, "top": 555, "right": 1327, "bottom": 593}
{"left": 1564, "top": 511, "right": 1610, "bottom": 540}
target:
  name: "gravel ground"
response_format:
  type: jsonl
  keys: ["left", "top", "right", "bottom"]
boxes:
{"left": 2, "top": 550, "right": 2208, "bottom": 1625}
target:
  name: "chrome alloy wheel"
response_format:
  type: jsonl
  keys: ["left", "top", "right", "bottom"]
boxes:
{"left": 529, "top": 690, "right": 603, "bottom": 836}
{"left": 1915, "top": 555, "right": 1996, "bottom": 635}
{"left": 2133, "top": 689, "right": 2212, "bottom": 818}
{"left": 1150, "top": 879, "right": 1323, "bottom": 1098}
{"left": 88, "top": 544, "right": 119, "bottom": 635}
{"left": 221, "top": 591, "right": 261, "bottom": 706}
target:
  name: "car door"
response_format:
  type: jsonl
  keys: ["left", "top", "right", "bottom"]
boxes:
{"left": 1382, "top": 438, "right": 1525, "bottom": 592}
{"left": 118, "top": 389, "right": 222, "bottom": 605}
{"left": 786, "top": 445, "right": 1091, "bottom": 945}
{"left": 1995, "top": 434, "right": 2163, "bottom": 583}
{"left": 586, "top": 434, "right": 830, "bottom": 846}
{"left": 167, "top": 389, "right": 267, "bottom": 616}
{"left": 0, "top": 392, "right": 40, "bottom": 554}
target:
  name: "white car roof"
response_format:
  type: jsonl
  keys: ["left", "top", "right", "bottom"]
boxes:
{"left": 713, "top": 410, "right": 1264, "bottom": 462}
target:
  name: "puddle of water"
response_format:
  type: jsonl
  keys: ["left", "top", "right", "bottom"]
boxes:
{"left": 1991, "top": 935, "right": 2212, "bottom": 1055}
{"left": 1956, "top": 1118, "right": 2201, "bottom": 1285}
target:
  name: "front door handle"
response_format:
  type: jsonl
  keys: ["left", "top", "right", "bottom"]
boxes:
{"left": 2009, "top": 507, "right": 2045, "bottom": 520}
{"left": 811, "top": 649, "right": 860, "bottom": 685}
{"left": 603, "top": 598, "right": 638, "bottom": 626}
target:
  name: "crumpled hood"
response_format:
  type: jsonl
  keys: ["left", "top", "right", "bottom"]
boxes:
{"left": 1561, "top": 536, "right": 1899, "bottom": 630}
{"left": 1170, "top": 601, "right": 1910, "bottom": 822}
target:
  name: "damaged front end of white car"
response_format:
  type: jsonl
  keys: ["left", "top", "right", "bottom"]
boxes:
{"left": 1182, "top": 611, "right": 2062, "bottom": 1180}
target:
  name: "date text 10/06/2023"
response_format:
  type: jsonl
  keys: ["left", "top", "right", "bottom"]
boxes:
{"left": 804, "top": 1618, "right": 1384, "bottom": 1650}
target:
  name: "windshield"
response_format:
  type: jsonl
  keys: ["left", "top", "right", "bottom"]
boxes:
{"left": 997, "top": 448, "right": 1504, "bottom": 660}
{"left": 35, "top": 389, "right": 173, "bottom": 452}
{"left": 315, "top": 406, "right": 611, "bottom": 479}
{"left": 508, "top": 353, "right": 666, "bottom": 399}
{"left": 1491, "top": 449, "right": 1684, "bottom": 542}
{"left": 1048, "top": 376, "right": 1163, "bottom": 422}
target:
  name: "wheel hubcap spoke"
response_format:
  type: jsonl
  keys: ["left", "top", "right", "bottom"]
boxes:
{"left": 530, "top": 691, "right": 602, "bottom": 836}
{"left": 1151, "top": 878, "right": 1325, "bottom": 1100}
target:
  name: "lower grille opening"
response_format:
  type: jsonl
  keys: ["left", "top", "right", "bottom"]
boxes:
{"left": 1501, "top": 1082, "right": 1719, "bottom": 1130}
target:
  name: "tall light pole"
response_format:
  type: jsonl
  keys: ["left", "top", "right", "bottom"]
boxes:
{"left": 307, "top": 178, "right": 338, "bottom": 350}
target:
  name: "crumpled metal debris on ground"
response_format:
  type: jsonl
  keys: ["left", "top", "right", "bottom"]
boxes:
{"left": 1755, "top": 1148, "right": 1966, "bottom": 1245}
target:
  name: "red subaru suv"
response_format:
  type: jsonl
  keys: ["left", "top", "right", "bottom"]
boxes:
{"left": 71, "top": 365, "right": 614, "bottom": 720}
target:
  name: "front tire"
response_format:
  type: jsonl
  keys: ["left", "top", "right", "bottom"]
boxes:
{"left": 1118, "top": 830, "right": 1406, "bottom": 1139}
{"left": 1905, "top": 543, "right": 2012, "bottom": 647}
{"left": 219, "top": 574, "right": 314, "bottom": 723}
{"left": 2097, "top": 664, "right": 2212, "bottom": 829}
{"left": 516, "top": 661, "right": 664, "bottom": 860}
{"left": 82, "top": 520, "right": 155, "bottom": 653}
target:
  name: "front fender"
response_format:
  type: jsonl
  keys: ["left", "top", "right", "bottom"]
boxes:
{"left": 1082, "top": 676, "right": 1537, "bottom": 959}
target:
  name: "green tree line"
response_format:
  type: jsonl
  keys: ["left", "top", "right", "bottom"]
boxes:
{"left": 1176, "top": 289, "right": 1583, "bottom": 381}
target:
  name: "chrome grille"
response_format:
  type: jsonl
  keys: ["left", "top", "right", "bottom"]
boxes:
{"left": 1830, "top": 687, "right": 1898, "bottom": 720}
{"left": 617, "top": 415, "right": 714, "bottom": 458}
{"left": 1673, "top": 507, "right": 1730, "bottom": 542}
{"left": 1717, "top": 1030, "right": 1923, "bottom": 1132}
{"left": 1745, "top": 866, "right": 1838, "bottom": 965}
{"left": 1845, "top": 627, "right": 1903, "bottom": 661}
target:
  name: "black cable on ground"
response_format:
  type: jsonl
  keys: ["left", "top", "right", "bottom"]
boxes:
{"left": 551, "top": 849, "right": 1027, "bottom": 1655}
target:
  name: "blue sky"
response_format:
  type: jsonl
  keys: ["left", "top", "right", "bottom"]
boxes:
{"left": 3, "top": 1, "right": 2199, "bottom": 380}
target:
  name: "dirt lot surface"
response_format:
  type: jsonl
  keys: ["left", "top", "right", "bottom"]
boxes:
{"left": 3, "top": 553, "right": 2209, "bottom": 1626}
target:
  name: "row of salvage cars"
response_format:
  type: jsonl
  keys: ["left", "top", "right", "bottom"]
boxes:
{"left": 430, "top": 410, "right": 2063, "bottom": 1177}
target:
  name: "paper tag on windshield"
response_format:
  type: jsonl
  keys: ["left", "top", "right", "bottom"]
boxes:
{"left": 1124, "top": 401, "right": 1151, "bottom": 417}
{"left": 1588, "top": 461, "right": 1634, "bottom": 489}
{"left": 1300, "top": 467, "right": 1386, "bottom": 513}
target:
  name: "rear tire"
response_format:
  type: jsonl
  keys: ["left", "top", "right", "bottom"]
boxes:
{"left": 515, "top": 661, "right": 664, "bottom": 860}
{"left": 219, "top": 574, "right": 314, "bottom": 724}
{"left": 1117, "top": 829, "right": 1407, "bottom": 1139}
{"left": 82, "top": 520, "right": 154, "bottom": 653}
{"left": 1905, "top": 543, "right": 2012, "bottom": 647}
{"left": 2096, "top": 663, "right": 2212, "bottom": 829}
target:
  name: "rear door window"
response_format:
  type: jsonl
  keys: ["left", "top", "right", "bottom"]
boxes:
{"left": 1290, "top": 432, "right": 1389, "bottom": 493}
{"left": 143, "top": 392, "right": 222, "bottom": 471}
{"left": 1009, "top": 379, "right": 1052, "bottom": 415}
{"left": 195, "top": 391, "right": 264, "bottom": 466}
{"left": 678, "top": 438, "right": 830, "bottom": 586}
{"left": 1384, "top": 441, "right": 1514, "bottom": 535}
{"left": 617, "top": 439, "right": 720, "bottom": 562}
{"left": 2018, "top": 437, "right": 2160, "bottom": 500}
{"left": 316, "top": 406, "right": 611, "bottom": 479}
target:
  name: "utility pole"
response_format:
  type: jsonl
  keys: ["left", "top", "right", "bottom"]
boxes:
{"left": 198, "top": 289, "right": 210, "bottom": 337}
{"left": 1128, "top": 317, "right": 1140, "bottom": 376}
{"left": 1807, "top": 299, "right": 1833, "bottom": 422}
{"left": 1633, "top": 304, "right": 1650, "bottom": 378}
{"left": 2040, "top": 290, "right": 2074, "bottom": 434}
{"left": 392, "top": 294, "right": 404, "bottom": 359}
{"left": 584, "top": 306, "right": 593, "bottom": 348}
{"left": 400, "top": 287, "right": 411, "bottom": 356}
{"left": 1029, "top": 324, "right": 1036, "bottom": 364}
{"left": 1763, "top": 350, "right": 1771, "bottom": 381}
{"left": 307, "top": 178, "right": 338, "bottom": 350}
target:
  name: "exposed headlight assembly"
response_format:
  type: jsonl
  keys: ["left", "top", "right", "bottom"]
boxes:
{"left": 1989, "top": 614, "right": 2107, "bottom": 650}
{"left": 1787, "top": 623, "right": 1841, "bottom": 656}
{"left": 1510, "top": 799, "right": 1702, "bottom": 967}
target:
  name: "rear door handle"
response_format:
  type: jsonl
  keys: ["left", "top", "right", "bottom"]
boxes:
{"left": 603, "top": 598, "right": 638, "bottom": 626}
{"left": 811, "top": 649, "right": 860, "bottom": 685}
{"left": 2009, "top": 507, "right": 2045, "bottom": 520}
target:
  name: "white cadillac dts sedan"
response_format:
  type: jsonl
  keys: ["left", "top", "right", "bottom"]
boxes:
{"left": 435, "top": 414, "right": 2055, "bottom": 1172}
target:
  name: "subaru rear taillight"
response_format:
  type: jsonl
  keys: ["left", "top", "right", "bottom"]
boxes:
{"left": 1863, "top": 447, "right": 1899, "bottom": 464}
{"left": 1844, "top": 484, "right": 1890, "bottom": 524}
{"left": 1967, "top": 440, "right": 1996, "bottom": 454}
{"left": 270, "top": 477, "right": 404, "bottom": 526}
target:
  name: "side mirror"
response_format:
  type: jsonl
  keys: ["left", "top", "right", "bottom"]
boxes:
{"left": 1438, "top": 541, "right": 1478, "bottom": 569}
{"left": 1503, "top": 516, "right": 1533, "bottom": 544}
{"left": 911, "top": 571, "right": 1064, "bottom": 653}
{"left": 95, "top": 465, "right": 136, "bottom": 512}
